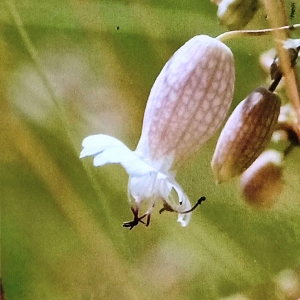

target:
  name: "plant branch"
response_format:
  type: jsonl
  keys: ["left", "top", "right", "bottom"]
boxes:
{"left": 262, "top": 0, "right": 300, "bottom": 139}
{"left": 216, "top": 24, "right": 300, "bottom": 42}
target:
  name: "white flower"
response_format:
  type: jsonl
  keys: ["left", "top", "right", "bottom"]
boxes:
{"left": 80, "top": 35, "right": 235, "bottom": 228}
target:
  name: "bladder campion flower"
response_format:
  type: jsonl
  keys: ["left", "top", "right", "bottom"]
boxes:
{"left": 80, "top": 35, "right": 235, "bottom": 228}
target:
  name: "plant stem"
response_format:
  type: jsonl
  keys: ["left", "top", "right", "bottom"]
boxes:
{"left": 216, "top": 24, "right": 300, "bottom": 42}
{"left": 262, "top": 0, "right": 300, "bottom": 140}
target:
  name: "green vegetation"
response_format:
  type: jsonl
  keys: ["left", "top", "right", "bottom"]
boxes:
{"left": 1, "top": 1, "right": 300, "bottom": 299}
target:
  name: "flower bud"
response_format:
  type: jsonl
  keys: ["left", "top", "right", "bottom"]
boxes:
{"left": 217, "top": 0, "right": 260, "bottom": 30}
{"left": 211, "top": 87, "right": 281, "bottom": 183}
{"left": 240, "top": 150, "right": 283, "bottom": 207}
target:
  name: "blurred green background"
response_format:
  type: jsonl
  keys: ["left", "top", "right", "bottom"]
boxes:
{"left": 1, "top": 0, "right": 300, "bottom": 299}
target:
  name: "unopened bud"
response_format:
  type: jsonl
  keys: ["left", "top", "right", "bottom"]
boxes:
{"left": 211, "top": 87, "right": 281, "bottom": 183}
{"left": 217, "top": 0, "right": 260, "bottom": 30}
{"left": 240, "top": 150, "right": 283, "bottom": 207}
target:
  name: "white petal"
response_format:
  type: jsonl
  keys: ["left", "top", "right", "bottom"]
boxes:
{"left": 171, "top": 182, "right": 192, "bottom": 227}
{"left": 80, "top": 134, "right": 127, "bottom": 158}
{"left": 127, "top": 170, "right": 192, "bottom": 226}
{"left": 129, "top": 172, "right": 158, "bottom": 200}
{"left": 177, "top": 213, "right": 191, "bottom": 227}
{"left": 80, "top": 134, "right": 155, "bottom": 177}
{"left": 93, "top": 146, "right": 131, "bottom": 165}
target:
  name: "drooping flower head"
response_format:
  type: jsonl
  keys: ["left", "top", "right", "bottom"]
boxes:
{"left": 80, "top": 35, "right": 235, "bottom": 228}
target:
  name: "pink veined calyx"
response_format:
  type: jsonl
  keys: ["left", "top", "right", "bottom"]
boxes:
{"left": 80, "top": 35, "right": 235, "bottom": 228}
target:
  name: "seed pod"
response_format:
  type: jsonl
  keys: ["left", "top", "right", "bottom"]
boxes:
{"left": 240, "top": 150, "right": 283, "bottom": 207}
{"left": 217, "top": 0, "right": 260, "bottom": 30}
{"left": 211, "top": 87, "right": 281, "bottom": 183}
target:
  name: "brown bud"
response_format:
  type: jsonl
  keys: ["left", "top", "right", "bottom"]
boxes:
{"left": 240, "top": 150, "right": 283, "bottom": 207}
{"left": 211, "top": 87, "right": 281, "bottom": 183}
{"left": 270, "top": 48, "right": 299, "bottom": 80}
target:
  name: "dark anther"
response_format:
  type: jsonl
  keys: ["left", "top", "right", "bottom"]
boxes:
{"left": 123, "top": 207, "right": 147, "bottom": 230}
{"left": 159, "top": 196, "right": 206, "bottom": 215}
{"left": 180, "top": 196, "right": 206, "bottom": 214}
{"left": 198, "top": 196, "right": 206, "bottom": 205}
{"left": 159, "top": 202, "right": 175, "bottom": 214}
{"left": 146, "top": 214, "right": 151, "bottom": 227}
{"left": 159, "top": 208, "right": 165, "bottom": 214}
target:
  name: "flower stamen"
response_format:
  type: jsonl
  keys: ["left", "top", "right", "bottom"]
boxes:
{"left": 159, "top": 196, "right": 206, "bottom": 214}
{"left": 122, "top": 207, "right": 147, "bottom": 230}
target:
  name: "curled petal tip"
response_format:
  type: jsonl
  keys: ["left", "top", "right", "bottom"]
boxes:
{"left": 177, "top": 209, "right": 192, "bottom": 226}
{"left": 177, "top": 218, "right": 189, "bottom": 227}
{"left": 80, "top": 134, "right": 118, "bottom": 158}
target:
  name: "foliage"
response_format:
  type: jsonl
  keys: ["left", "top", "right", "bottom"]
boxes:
{"left": 1, "top": 0, "right": 300, "bottom": 299}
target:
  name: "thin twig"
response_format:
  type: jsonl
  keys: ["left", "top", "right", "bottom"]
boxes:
{"left": 262, "top": 0, "right": 300, "bottom": 139}
{"left": 216, "top": 24, "right": 300, "bottom": 41}
{"left": 279, "top": 0, "right": 288, "bottom": 27}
